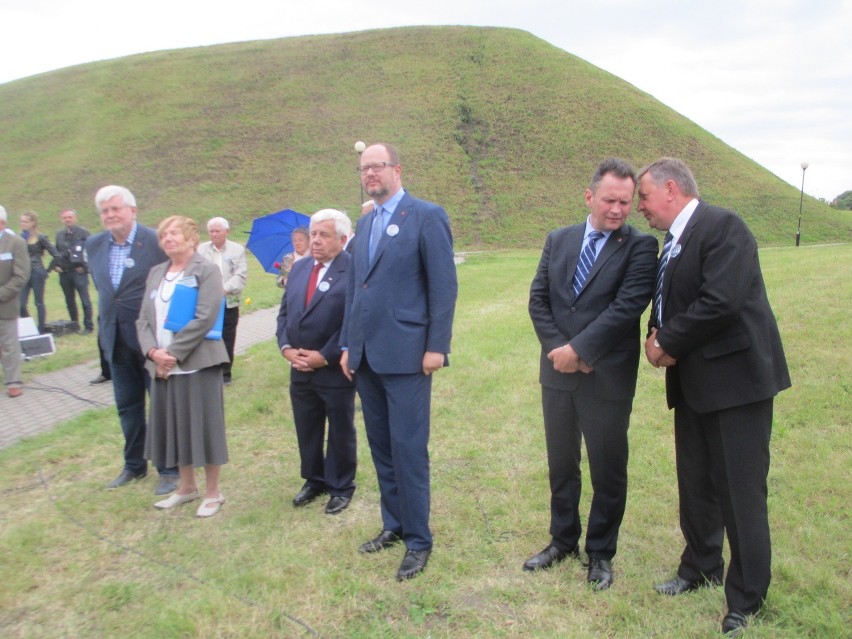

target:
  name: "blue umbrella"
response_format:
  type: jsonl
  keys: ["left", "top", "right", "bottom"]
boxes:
{"left": 246, "top": 209, "right": 311, "bottom": 273}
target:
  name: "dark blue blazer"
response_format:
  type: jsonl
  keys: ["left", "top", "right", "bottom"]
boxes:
{"left": 277, "top": 251, "right": 353, "bottom": 387}
{"left": 530, "top": 223, "right": 658, "bottom": 400}
{"left": 341, "top": 192, "right": 458, "bottom": 375}
{"left": 86, "top": 224, "right": 166, "bottom": 361}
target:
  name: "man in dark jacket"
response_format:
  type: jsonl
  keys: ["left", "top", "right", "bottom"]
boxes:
{"left": 53, "top": 209, "right": 93, "bottom": 333}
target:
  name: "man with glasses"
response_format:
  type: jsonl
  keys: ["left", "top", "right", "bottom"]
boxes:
{"left": 87, "top": 186, "right": 179, "bottom": 494}
{"left": 341, "top": 143, "right": 458, "bottom": 581}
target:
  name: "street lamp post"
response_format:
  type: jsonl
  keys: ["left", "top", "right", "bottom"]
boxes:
{"left": 354, "top": 140, "right": 366, "bottom": 209}
{"left": 796, "top": 161, "right": 808, "bottom": 247}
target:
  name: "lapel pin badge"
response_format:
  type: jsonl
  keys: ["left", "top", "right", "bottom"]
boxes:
{"left": 671, "top": 245, "right": 682, "bottom": 258}
{"left": 318, "top": 281, "right": 330, "bottom": 292}
{"left": 125, "top": 257, "right": 135, "bottom": 268}
{"left": 386, "top": 224, "right": 399, "bottom": 237}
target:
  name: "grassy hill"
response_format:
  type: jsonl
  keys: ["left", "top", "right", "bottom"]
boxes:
{"left": 0, "top": 26, "right": 847, "bottom": 247}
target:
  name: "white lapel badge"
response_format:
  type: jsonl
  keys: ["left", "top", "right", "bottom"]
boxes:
{"left": 671, "top": 244, "right": 682, "bottom": 258}
{"left": 318, "top": 281, "right": 330, "bottom": 292}
{"left": 386, "top": 224, "right": 399, "bottom": 237}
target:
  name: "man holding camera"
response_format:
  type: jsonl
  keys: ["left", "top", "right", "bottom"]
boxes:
{"left": 53, "top": 209, "right": 93, "bottom": 334}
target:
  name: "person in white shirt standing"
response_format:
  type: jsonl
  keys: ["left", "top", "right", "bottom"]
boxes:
{"left": 198, "top": 217, "right": 247, "bottom": 385}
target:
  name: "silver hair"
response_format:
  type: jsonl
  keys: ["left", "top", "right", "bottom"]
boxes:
{"left": 637, "top": 157, "right": 700, "bottom": 198}
{"left": 94, "top": 185, "right": 137, "bottom": 209}
{"left": 311, "top": 208, "right": 352, "bottom": 239}
{"left": 207, "top": 216, "right": 230, "bottom": 231}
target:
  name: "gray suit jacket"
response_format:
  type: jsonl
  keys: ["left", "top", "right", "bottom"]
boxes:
{"left": 0, "top": 230, "right": 31, "bottom": 320}
{"left": 136, "top": 252, "right": 229, "bottom": 377}
{"left": 529, "top": 223, "right": 657, "bottom": 400}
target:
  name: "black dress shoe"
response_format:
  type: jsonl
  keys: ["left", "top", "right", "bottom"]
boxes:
{"left": 654, "top": 574, "right": 722, "bottom": 595}
{"left": 107, "top": 469, "right": 146, "bottom": 489}
{"left": 292, "top": 484, "right": 326, "bottom": 507}
{"left": 721, "top": 610, "right": 750, "bottom": 637}
{"left": 587, "top": 558, "right": 613, "bottom": 590}
{"left": 155, "top": 475, "right": 179, "bottom": 496}
{"left": 523, "top": 544, "right": 579, "bottom": 571}
{"left": 359, "top": 530, "right": 401, "bottom": 554}
{"left": 325, "top": 495, "right": 351, "bottom": 515}
{"left": 396, "top": 549, "right": 431, "bottom": 581}
{"left": 90, "top": 374, "right": 110, "bottom": 385}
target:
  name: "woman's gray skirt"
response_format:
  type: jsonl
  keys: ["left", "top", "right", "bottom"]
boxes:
{"left": 145, "top": 366, "right": 228, "bottom": 468}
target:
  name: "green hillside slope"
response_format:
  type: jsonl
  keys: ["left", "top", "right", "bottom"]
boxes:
{"left": 1, "top": 26, "right": 847, "bottom": 246}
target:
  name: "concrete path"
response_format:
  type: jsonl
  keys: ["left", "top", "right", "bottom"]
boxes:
{"left": 0, "top": 306, "right": 279, "bottom": 450}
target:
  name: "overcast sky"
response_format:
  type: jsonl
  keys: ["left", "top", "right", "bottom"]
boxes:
{"left": 2, "top": 0, "right": 849, "bottom": 201}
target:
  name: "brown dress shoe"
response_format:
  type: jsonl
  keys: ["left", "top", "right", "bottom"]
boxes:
{"left": 8, "top": 386, "right": 23, "bottom": 398}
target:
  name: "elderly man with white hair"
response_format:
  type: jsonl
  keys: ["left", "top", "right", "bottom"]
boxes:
{"left": 86, "top": 185, "right": 179, "bottom": 493}
{"left": 0, "top": 205, "right": 31, "bottom": 397}
{"left": 198, "top": 217, "right": 247, "bottom": 385}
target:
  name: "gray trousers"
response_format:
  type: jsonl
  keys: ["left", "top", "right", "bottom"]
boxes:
{"left": 0, "top": 317, "right": 23, "bottom": 387}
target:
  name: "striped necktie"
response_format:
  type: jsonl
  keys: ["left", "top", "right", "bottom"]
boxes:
{"left": 654, "top": 233, "right": 674, "bottom": 327}
{"left": 572, "top": 231, "right": 604, "bottom": 297}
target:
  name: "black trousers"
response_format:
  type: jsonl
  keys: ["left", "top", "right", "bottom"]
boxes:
{"left": 674, "top": 398, "right": 773, "bottom": 614}
{"left": 289, "top": 379, "right": 357, "bottom": 498}
{"left": 221, "top": 306, "right": 239, "bottom": 381}
{"left": 59, "top": 270, "right": 93, "bottom": 331}
{"left": 541, "top": 383, "right": 632, "bottom": 559}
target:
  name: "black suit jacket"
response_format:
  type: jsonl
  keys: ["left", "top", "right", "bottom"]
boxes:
{"left": 276, "top": 251, "right": 353, "bottom": 388}
{"left": 530, "top": 223, "right": 658, "bottom": 400}
{"left": 86, "top": 224, "right": 167, "bottom": 361}
{"left": 652, "top": 201, "right": 791, "bottom": 413}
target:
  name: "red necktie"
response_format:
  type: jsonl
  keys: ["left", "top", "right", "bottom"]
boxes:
{"left": 305, "top": 262, "right": 323, "bottom": 306}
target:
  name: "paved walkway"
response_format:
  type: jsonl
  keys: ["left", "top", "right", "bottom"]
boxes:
{"left": 0, "top": 306, "right": 279, "bottom": 450}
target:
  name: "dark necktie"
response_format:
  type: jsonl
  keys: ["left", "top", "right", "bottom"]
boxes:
{"left": 572, "top": 231, "right": 604, "bottom": 297}
{"left": 654, "top": 233, "right": 674, "bottom": 327}
{"left": 305, "top": 262, "right": 322, "bottom": 306}
{"left": 368, "top": 207, "right": 384, "bottom": 263}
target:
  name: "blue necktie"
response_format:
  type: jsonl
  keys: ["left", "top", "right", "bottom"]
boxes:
{"left": 368, "top": 207, "right": 384, "bottom": 263}
{"left": 572, "top": 231, "right": 604, "bottom": 297}
{"left": 654, "top": 232, "right": 674, "bottom": 327}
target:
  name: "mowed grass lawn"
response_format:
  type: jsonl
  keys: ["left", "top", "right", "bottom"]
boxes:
{"left": 1, "top": 244, "right": 849, "bottom": 638}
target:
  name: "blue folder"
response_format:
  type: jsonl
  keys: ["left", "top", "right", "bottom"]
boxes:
{"left": 163, "top": 283, "right": 225, "bottom": 340}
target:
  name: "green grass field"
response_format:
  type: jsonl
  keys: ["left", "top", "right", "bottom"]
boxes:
{"left": 1, "top": 244, "right": 849, "bottom": 638}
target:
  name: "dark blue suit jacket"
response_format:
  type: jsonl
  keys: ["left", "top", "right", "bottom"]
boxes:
{"left": 277, "top": 251, "right": 353, "bottom": 387}
{"left": 530, "top": 223, "right": 658, "bottom": 400}
{"left": 86, "top": 224, "right": 166, "bottom": 360}
{"left": 341, "top": 192, "right": 458, "bottom": 374}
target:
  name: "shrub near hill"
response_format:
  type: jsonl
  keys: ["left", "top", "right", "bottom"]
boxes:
{"left": 0, "top": 26, "right": 848, "bottom": 247}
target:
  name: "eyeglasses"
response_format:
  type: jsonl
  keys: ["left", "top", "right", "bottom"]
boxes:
{"left": 358, "top": 162, "right": 396, "bottom": 175}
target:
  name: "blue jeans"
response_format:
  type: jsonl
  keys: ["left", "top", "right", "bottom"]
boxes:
{"left": 19, "top": 267, "right": 48, "bottom": 333}
{"left": 110, "top": 330, "right": 177, "bottom": 477}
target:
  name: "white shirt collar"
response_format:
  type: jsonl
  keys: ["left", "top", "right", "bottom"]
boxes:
{"left": 669, "top": 198, "right": 700, "bottom": 243}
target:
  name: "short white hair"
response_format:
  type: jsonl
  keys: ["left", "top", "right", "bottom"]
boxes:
{"left": 0, "top": 205, "right": 7, "bottom": 222}
{"left": 311, "top": 208, "right": 351, "bottom": 239}
{"left": 207, "top": 217, "right": 230, "bottom": 231}
{"left": 95, "top": 185, "right": 136, "bottom": 209}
